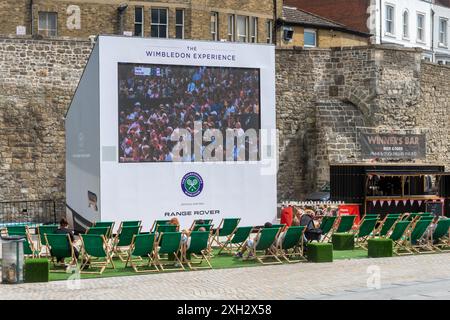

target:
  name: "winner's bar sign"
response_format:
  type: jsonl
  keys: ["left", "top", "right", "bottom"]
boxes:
{"left": 360, "top": 133, "right": 426, "bottom": 159}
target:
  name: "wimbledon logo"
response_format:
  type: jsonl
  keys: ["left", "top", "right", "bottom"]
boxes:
{"left": 181, "top": 172, "right": 204, "bottom": 197}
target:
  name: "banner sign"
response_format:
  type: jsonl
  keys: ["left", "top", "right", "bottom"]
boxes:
{"left": 360, "top": 133, "right": 426, "bottom": 159}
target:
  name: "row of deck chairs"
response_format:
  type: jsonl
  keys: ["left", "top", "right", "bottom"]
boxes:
{"left": 4, "top": 218, "right": 309, "bottom": 274}
{"left": 320, "top": 213, "right": 450, "bottom": 255}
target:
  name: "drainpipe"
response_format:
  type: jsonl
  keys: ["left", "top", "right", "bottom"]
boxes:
{"left": 431, "top": 8, "right": 435, "bottom": 63}
{"left": 117, "top": 3, "right": 128, "bottom": 35}
{"left": 379, "top": 0, "right": 383, "bottom": 45}
{"left": 30, "top": 0, "right": 34, "bottom": 36}
{"left": 273, "top": 0, "right": 277, "bottom": 45}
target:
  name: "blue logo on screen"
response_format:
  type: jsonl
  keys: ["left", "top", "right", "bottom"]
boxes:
{"left": 181, "top": 172, "right": 204, "bottom": 197}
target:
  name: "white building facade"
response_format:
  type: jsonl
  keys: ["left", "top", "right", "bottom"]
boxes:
{"left": 370, "top": 0, "right": 450, "bottom": 64}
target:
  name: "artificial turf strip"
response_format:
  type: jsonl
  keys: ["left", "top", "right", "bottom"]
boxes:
{"left": 45, "top": 249, "right": 369, "bottom": 282}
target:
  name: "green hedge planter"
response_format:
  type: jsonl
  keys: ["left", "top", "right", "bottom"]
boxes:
{"left": 332, "top": 233, "right": 355, "bottom": 251}
{"left": 306, "top": 242, "right": 333, "bottom": 263}
{"left": 368, "top": 239, "right": 393, "bottom": 258}
{"left": 24, "top": 258, "right": 49, "bottom": 283}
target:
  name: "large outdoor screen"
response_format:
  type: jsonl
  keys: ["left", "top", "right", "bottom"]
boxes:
{"left": 118, "top": 63, "right": 261, "bottom": 163}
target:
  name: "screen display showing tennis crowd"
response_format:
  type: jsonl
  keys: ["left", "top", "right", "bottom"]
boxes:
{"left": 118, "top": 63, "right": 261, "bottom": 163}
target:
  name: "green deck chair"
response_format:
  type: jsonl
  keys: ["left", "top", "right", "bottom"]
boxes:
{"left": 210, "top": 218, "right": 241, "bottom": 248}
{"left": 44, "top": 233, "right": 78, "bottom": 272}
{"left": 191, "top": 224, "right": 213, "bottom": 232}
{"left": 37, "top": 225, "right": 59, "bottom": 256}
{"left": 126, "top": 233, "right": 158, "bottom": 272}
{"left": 248, "top": 227, "right": 282, "bottom": 265}
{"left": 6, "top": 225, "right": 27, "bottom": 236}
{"left": 151, "top": 220, "right": 171, "bottom": 233}
{"left": 190, "top": 219, "right": 213, "bottom": 230}
{"left": 409, "top": 219, "right": 434, "bottom": 254}
{"left": 24, "top": 230, "right": 40, "bottom": 258}
{"left": 278, "top": 226, "right": 306, "bottom": 263}
{"left": 155, "top": 232, "right": 184, "bottom": 271}
{"left": 118, "top": 221, "right": 142, "bottom": 235}
{"left": 335, "top": 215, "right": 356, "bottom": 233}
{"left": 376, "top": 216, "right": 399, "bottom": 237}
{"left": 86, "top": 226, "right": 110, "bottom": 237}
{"left": 93, "top": 221, "right": 115, "bottom": 238}
{"left": 183, "top": 231, "right": 212, "bottom": 270}
{"left": 388, "top": 221, "right": 413, "bottom": 255}
{"left": 319, "top": 216, "right": 337, "bottom": 242}
{"left": 432, "top": 219, "right": 450, "bottom": 252}
{"left": 80, "top": 234, "right": 115, "bottom": 274}
{"left": 217, "top": 226, "right": 253, "bottom": 255}
{"left": 113, "top": 225, "right": 142, "bottom": 261}
{"left": 354, "top": 218, "right": 378, "bottom": 249}
{"left": 155, "top": 224, "right": 178, "bottom": 234}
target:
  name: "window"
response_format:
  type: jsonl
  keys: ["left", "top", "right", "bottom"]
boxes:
{"left": 439, "top": 18, "right": 448, "bottom": 47}
{"left": 38, "top": 12, "right": 57, "bottom": 36}
{"left": 266, "top": 20, "right": 273, "bottom": 44}
{"left": 385, "top": 5, "right": 395, "bottom": 35}
{"left": 175, "top": 9, "right": 184, "bottom": 39}
{"left": 417, "top": 13, "right": 425, "bottom": 42}
{"left": 134, "top": 7, "right": 143, "bottom": 37}
{"left": 403, "top": 10, "right": 409, "bottom": 39}
{"left": 211, "top": 12, "right": 218, "bottom": 41}
{"left": 227, "top": 15, "right": 235, "bottom": 41}
{"left": 250, "top": 17, "right": 258, "bottom": 43}
{"left": 304, "top": 29, "right": 317, "bottom": 47}
{"left": 151, "top": 8, "right": 168, "bottom": 38}
{"left": 236, "top": 15, "right": 248, "bottom": 42}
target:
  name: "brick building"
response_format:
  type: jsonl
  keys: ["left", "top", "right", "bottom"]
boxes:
{"left": 0, "top": 0, "right": 280, "bottom": 44}
{"left": 278, "top": 6, "right": 370, "bottom": 48}
{"left": 285, "top": 0, "right": 450, "bottom": 63}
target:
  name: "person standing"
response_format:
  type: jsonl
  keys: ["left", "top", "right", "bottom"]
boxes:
{"left": 280, "top": 204, "right": 294, "bottom": 227}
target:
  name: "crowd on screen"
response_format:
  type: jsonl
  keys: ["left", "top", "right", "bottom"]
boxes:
{"left": 118, "top": 65, "right": 261, "bottom": 162}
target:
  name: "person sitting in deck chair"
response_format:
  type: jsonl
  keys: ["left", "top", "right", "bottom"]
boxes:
{"left": 276, "top": 217, "right": 301, "bottom": 248}
{"left": 234, "top": 222, "right": 273, "bottom": 258}
{"left": 54, "top": 218, "right": 79, "bottom": 263}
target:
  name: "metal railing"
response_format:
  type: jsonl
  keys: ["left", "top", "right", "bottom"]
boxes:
{"left": 0, "top": 199, "right": 66, "bottom": 225}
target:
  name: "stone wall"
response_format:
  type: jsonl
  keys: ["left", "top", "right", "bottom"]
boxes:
{"left": 0, "top": 36, "right": 92, "bottom": 201}
{"left": 1, "top": 36, "right": 450, "bottom": 204}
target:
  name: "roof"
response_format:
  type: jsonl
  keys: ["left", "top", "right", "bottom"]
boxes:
{"left": 281, "top": 6, "right": 371, "bottom": 37}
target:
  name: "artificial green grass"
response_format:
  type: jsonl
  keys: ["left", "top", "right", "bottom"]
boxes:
{"left": 332, "top": 233, "right": 355, "bottom": 251}
{"left": 306, "top": 243, "right": 333, "bottom": 262}
{"left": 39, "top": 248, "right": 375, "bottom": 282}
{"left": 24, "top": 258, "right": 49, "bottom": 283}
{"left": 368, "top": 239, "right": 393, "bottom": 258}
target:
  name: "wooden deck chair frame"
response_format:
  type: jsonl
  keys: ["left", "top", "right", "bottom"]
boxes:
{"left": 182, "top": 231, "right": 213, "bottom": 270}
{"left": 374, "top": 215, "right": 400, "bottom": 237}
{"left": 24, "top": 227, "right": 40, "bottom": 258}
{"left": 92, "top": 221, "right": 115, "bottom": 238}
{"left": 44, "top": 233, "right": 78, "bottom": 272}
{"left": 246, "top": 228, "right": 283, "bottom": 265}
{"left": 408, "top": 218, "right": 435, "bottom": 254}
{"left": 388, "top": 220, "right": 414, "bottom": 256}
{"left": 154, "top": 232, "right": 185, "bottom": 272}
{"left": 125, "top": 234, "right": 159, "bottom": 273}
{"left": 354, "top": 218, "right": 378, "bottom": 249}
{"left": 431, "top": 219, "right": 450, "bottom": 252}
{"left": 319, "top": 216, "right": 337, "bottom": 242}
{"left": 189, "top": 219, "right": 213, "bottom": 231}
{"left": 112, "top": 225, "right": 142, "bottom": 262}
{"left": 217, "top": 226, "right": 253, "bottom": 255}
{"left": 37, "top": 224, "right": 59, "bottom": 257}
{"left": 277, "top": 226, "right": 306, "bottom": 263}
{"left": 209, "top": 218, "right": 241, "bottom": 251}
{"left": 80, "top": 234, "right": 115, "bottom": 274}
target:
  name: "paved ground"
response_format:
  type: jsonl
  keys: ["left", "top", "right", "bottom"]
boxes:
{"left": 1, "top": 253, "right": 450, "bottom": 300}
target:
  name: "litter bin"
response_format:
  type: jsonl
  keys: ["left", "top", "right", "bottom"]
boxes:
{"left": 1, "top": 235, "right": 25, "bottom": 284}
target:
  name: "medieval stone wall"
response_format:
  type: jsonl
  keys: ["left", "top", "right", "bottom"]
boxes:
{"left": 1, "top": 36, "right": 450, "bottom": 204}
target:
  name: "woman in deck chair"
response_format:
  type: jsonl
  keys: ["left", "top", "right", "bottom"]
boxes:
{"left": 276, "top": 218, "right": 300, "bottom": 248}
{"left": 54, "top": 218, "right": 79, "bottom": 263}
{"left": 235, "top": 222, "right": 274, "bottom": 258}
